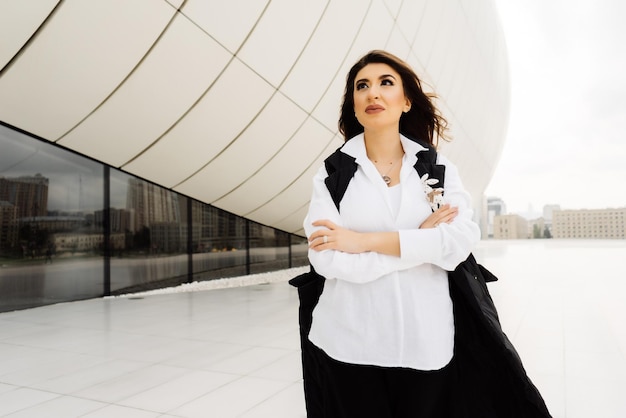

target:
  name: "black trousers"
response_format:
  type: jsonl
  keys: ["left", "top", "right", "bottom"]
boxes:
{"left": 314, "top": 347, "right": 459, "bottom": 418}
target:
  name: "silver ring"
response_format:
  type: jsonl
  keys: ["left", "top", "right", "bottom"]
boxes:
{"left": 323, "top": 235, "right": 328, "bottom": 244}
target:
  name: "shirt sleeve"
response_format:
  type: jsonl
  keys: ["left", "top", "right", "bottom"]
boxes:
{"left": 303, "top": 165, "right": 419, "bottom": 284}
{"left": 398, "top": 154, "right": 481, "bottom": 270}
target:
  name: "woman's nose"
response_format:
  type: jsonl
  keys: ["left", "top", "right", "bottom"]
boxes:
{"left": 367, "top": 86, "right": 379, "bottom": 99}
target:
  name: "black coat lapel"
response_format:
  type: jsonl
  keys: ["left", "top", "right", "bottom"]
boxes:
{"left": 323, "top": 149, "right": 357, "bottom": 212}
{"left": 413, "top": 145, "right": 446, "bottom": 190}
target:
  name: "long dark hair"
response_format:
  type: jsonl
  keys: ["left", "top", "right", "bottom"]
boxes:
{"left": 338, "top": 50, "right": 449, "bottom": 147}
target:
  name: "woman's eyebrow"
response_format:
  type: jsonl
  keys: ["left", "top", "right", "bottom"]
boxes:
{"left": 355, "top": 74, "right": 397, "bottom": 85}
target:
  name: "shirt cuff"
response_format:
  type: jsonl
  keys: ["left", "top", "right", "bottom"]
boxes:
{"left": 398, "top": 227, "right": 443, "bottom": 265}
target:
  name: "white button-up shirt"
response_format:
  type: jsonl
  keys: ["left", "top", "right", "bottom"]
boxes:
{"left": 304, "top": 134, "right": 481, "bottom": 371}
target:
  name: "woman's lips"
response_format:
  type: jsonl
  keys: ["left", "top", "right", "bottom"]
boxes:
{"left": 365, "top": 105, "right": 384, "bottom": 114}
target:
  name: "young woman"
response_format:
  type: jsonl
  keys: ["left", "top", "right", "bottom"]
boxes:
{"left": 302, "top": 50, "right": 479, "bottom": 417}
{"left": 299, "top": 50, "right": 553, "bottom": 418}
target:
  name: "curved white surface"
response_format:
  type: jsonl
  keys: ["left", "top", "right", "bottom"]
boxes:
{"left": 0, "top": 0, "right": 509, "bottom": 235}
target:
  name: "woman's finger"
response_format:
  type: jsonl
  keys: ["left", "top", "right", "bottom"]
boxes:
{"left": 312, "top": 219, "right": 336, "bottom": 229}
{"left": 309, "top": 233, "right": 331, "bottom": 251}
{"left": 309, "top": 231, "right": 326, "bottom": 242}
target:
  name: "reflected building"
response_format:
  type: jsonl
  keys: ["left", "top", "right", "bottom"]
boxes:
{"left": 0, "top": 174, "right": 49, "bottom": 219}
{"left": 0, "top": 174, "right": 52, "bottom": 256}
{"left": 0, "top": 201, "right": 18, "bottom": 252}
{"left": 126, "top": 178, "right": 180, "bottom": 230}
{"left": 105, "top": 208, "right": 134, "bottom": 233}
{"left": 125, "top": 178, "right": 183, "bottom": 253}
{"left": 198, "top": 206, "right": 246, "bottom": 251}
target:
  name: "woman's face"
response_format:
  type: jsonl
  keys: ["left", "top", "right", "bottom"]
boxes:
{"left": 353, "top": 63, "right": 411, "bottom": 133}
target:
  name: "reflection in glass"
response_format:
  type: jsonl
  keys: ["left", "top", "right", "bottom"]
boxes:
{"left": 0, "top": 124, "right": 104, "bottom": 312}
{"left": 249, "top": 222, "right": 290, "bottom": 274}
{"left": 109, "top": 170, "right": 187, "bottom": 294}
{"left": 1, "top": 122, "right": 309, "bottom": 311}
{"left": 191, "top": 203, "right": 247, "bottom": 281}
{"left": 291, "top": 235, "right": 309, "bottom": 267}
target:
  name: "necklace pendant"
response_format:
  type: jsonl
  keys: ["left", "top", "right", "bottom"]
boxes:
{"left": 382, "top": 175, "right": 391, "bottom": 185}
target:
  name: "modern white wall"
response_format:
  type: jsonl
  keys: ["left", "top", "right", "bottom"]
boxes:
{"left": 0, "top": 0, "right": 509, "bottom": 236}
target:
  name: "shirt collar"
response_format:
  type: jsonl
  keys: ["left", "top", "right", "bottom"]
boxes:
{"left": 341, "top": 133, "right": 428, "bottom": 164}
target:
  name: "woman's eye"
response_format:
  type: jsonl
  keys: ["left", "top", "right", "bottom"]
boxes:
{"left": 356, "top": 82, "right": 368, "bottom": 90}
{"left": 381, "top": 79, "right": 394, "bottom": 86}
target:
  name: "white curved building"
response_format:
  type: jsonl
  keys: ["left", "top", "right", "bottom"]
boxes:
{"left": 0, "top": 0, "right": 509, "bottom": 236}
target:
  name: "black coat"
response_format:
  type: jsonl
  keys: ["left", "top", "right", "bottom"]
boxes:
{"left": 291, "top": 142, "right": 552, "bottom": 417}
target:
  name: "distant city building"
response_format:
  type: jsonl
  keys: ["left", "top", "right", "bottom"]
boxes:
{"left": 487, "top": 197, "right": 507, "bottom": 238}
{"left": 542, "top": 204, "right": 560, "bottom": 235}
{"left": 552, "top": 208, "right": 626, "bottom": 239}
{"left": 543, "top": 205, "right": 561, "bottom": 222}
{"left": 493, "top": 214, "right": 529, "bottom": 239}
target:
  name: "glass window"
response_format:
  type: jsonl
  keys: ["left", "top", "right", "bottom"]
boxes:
{"left": 291, "top": 235, "right": 309, "bottom": 267}
{"left": 249, "top": 222, "right": 290, "bottom": 274}
{"left": 0, "top": 124, "right": 104, "bottom": 312}
{"left": 191, "top": 203, "right": 247, "bottom": 281}
{"left": 108, "top": 170, "right": 188, "bottom": 294}
{"left": 1, "top": 123, "right": 310, "bottom": 309}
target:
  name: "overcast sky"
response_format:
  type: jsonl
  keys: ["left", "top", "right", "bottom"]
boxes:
{"left": 486, "top": 0, "right": 626, "bottom": 216}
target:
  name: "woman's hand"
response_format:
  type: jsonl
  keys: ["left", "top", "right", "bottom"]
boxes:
{"left": 419, "top": 204, "right": 458, "bottom": 229}
{"left": 309, "top": 220, "right": 366, "bottom": 253}
{"left": 309, "top": 220, "right": 400, "bottom": 255}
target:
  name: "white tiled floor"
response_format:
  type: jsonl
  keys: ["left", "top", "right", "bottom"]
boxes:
{"left": 0, "top": 239, "right": 625, "bottom": 417}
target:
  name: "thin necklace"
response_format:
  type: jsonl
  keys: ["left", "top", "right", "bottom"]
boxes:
{"left": 374, "top": 158, "right": 400, "bottom": 186}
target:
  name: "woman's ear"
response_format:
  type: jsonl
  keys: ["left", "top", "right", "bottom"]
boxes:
{"left": 404, "top": 100, "right": 412, "bottom": 113}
